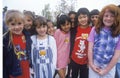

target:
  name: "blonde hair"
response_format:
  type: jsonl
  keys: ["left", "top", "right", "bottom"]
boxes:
{"left": 4, "top": 10, "right": 25, "bottom": 54}
{"left": 4, "top": 10, "right": 25, "bottom": 26}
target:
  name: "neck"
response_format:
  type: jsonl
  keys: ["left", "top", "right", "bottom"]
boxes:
{"left": 37, "top": 34, "right": 47, "bottom": 40}
{"left": 80, "top": 25, "right": 89, "bottom": 29}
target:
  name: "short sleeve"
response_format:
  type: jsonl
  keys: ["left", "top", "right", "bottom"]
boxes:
{"left": 87, "top": 27, "right": 96, "bottom": 42}
{"left": 115, "top": 37, "right": 120, "bottom": 50}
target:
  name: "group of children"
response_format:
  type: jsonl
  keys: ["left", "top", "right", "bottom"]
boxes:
{"left": 3, "top": 4, "right": 120, "bottom": 78}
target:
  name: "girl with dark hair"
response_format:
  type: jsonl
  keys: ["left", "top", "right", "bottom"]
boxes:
{"left": 70, "top": 8, "right": 91, "bottom": 78}
{"left": 54, "top": 14, "right": 71, "bottom": 78}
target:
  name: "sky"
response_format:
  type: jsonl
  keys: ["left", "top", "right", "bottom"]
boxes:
{"left": 0, "top": 0, "right": 120, "bottom": 77}
{"left": 2, "top": 0, "right": 120, "bottom": 15}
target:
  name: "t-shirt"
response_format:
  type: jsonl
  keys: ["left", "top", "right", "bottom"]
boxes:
{"left": 71, "top": 26, "right": 91, "bottom": 65}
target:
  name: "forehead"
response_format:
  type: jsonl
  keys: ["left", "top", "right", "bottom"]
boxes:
{"left": 9, "top": 17, "right": 24, "bottom": 23}
{"left": 78, "top": 14, "right": 88, "bottom": 17}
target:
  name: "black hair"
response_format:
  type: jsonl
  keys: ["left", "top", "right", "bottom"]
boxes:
{"left": 57, "top": 14, "right": 71, "bottom": 30}
{"left": 90, "top": 9, "right": 99, "bottom": 16}
{"left": 74, "top": 8, "right": 90, "bottom": 27}
{"left": 68, "top": 11, "right": 76, "bottom": 16}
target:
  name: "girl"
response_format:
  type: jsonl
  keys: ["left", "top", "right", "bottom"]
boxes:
{"left": 54, "top": 14, "right": 71, "bottom": 78}
{"left": 66, "top": 11, "right": 76, "bottom": 78}
{"left": 31, "top": 16, "right": 57, "bottom": 78}
{"left": 90, "top": 9, "right": 99, "bottom": 27}
{"left": 47, "top": 20, "right": 56, "bottom": 36}
{"left": 88, "top": 4, "right": 120, "bottom": 78}
{"left": 23, "top": 10, "right": 34, "bottom": 35}
{"left": 70, "top": 8, "right": 91, "bottom": 78}
{"left": 3, "top": 10, "right": 32, "bottom": 78}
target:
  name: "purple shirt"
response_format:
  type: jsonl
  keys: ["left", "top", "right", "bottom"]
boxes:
{"left": 88, "top": 27, "right": 120, "bottom": 50}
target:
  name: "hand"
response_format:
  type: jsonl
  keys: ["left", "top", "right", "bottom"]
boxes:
{"left": 98, "top": 69, "right": 107, "bottom": 76}
{"left": 90, "top": 64, "right": 100, "bottom": 73}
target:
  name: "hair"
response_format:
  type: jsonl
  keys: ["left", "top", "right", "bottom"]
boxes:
{"left": 4, "top": 10, "right": 25, "bottom": 26}
{"left": 33, "top": 16, "right": 47, "bottom": 34}
{"left": 4, "top": 10, "right": 25, "bottom": 53}
{"left": 95, "top": 4, "right": 120, "bottom": 37}
{"left": 57, "top": 14, "right": 71, "bottom": 30}
{"left": 118, "top": 5, "right": 120, "bottom": 8}
{"left": 47, "top": 19, "right": 54, "bottom": 25}
{"left": 90, "top": 9, "right": 99, "bottom": 16}
{"left": 68, "top": 11, "right": 76, "bottom": 16}
{"left": 23, "top": 10, "right": 34, "bottom": 21}
{"left": 74, "top": 8, "right": 90, "bottom": 27}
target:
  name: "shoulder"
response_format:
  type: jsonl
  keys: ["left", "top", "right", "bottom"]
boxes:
{"left": 48, "top": 35, "right": 55, "bottom": 41}
{"left": 31, "top": 35, "right": 36, "bottom": 40}
{"left": 54, "top": 29, "right": 61, "bottom": 34}
{"left": 3, "top": 31, "right": 9, "bottom": 44}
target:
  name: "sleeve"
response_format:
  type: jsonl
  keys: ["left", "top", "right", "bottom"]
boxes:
{"left": 50, "top": 36, "right": 57, "bottom": 69}
{"left": 87, "top": 27, "right": 96, "bottom": 42}
{"left": 115, "top": 37, "right": 120, "bottom": 50}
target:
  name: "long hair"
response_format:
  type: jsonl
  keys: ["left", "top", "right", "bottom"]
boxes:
{"left": 95, "top": 4, "right": 120, "bottom": 37}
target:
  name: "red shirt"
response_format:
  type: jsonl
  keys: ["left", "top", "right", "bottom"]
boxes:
{"left": 71, "top": 26, "right": 91, "bottom": 64}
{"left": 11, "top": 33, "right": 30, "bottom": 78}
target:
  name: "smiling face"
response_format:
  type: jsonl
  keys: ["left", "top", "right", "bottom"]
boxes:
{"left": 103, "top": 10, "right": 115, "bottom": 27}
{"left": 8, "top": 19, "right": 24, "bottom": 35}
{"left": 47, "top": 22, "right": 55, "bottom": 36}
{"left": 78, "top": 14, "right": 89, "bottom": 27}
{"left": 61, "top": 21, "right": 71, "bottom": 33}
{"left": 36, "top": 25, "right": 47, "bottom": 37}
{"left": 24, "top": 16, "right": 33, "bottom": 30}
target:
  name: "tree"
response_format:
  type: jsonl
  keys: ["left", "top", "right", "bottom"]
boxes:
{"left": 55, "top": 0, "right": 76, "bottom": 14}
{"left": 42, "top": 4, "right": 52, "bottom": 20}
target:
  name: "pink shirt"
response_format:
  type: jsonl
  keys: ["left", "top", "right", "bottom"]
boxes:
{"left": 54, "top": 29, "right": 70, "bottom": 69}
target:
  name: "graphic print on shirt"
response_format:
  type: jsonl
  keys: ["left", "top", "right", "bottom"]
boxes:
{"left": 15, "top": 45, "right": 27, "bottom": 60}
{"left": 75, "top": 33, "right": 88, "bottom": 58}
{"left": 64, "top": 37, "right": 69, "bottom": 43}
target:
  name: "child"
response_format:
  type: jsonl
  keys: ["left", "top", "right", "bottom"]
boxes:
{"left": 54, "top": 14, "right": 71, "bottom": 78}
{"left": 3, "top": 10, "right": 32, "bottom": 78}
{"left": 47, "top": 19, "right": 56, "bottom": 36}
{"left": 70, "top": 8, "right": 91, "bottom": 78}
{"left": 90, "top": 9, "right": 99, "bottom": 27}
{"left": 31, "top": 16, "right": 57, "bottom": 78}
{"left": 23, "top": 10, "right": 34, "bottom": 35}
{"left": 115, "top": 4, "right": 120, "bottom": 78}
{"left": 88, "top": 4, "right": 120, "bottom": 78}
{"left": 66, "top": 11, "right": 76, "bottom": 78}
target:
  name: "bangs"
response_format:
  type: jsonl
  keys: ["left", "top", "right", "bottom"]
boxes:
{"left": 8, "top": 16, "right": 25, "bottom": 24}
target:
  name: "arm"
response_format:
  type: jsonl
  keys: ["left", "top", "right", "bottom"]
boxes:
{"left": 88, "top": 42, "right": 100, "bottom": 73}
{"left": 99, "top": 49, "right": 120, "bottom": 75}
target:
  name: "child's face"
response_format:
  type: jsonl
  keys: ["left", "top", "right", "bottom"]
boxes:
{"left": 69, "top": 14, "right": 76, "bottom": 23}
{"left": 36, "top": 25, "right": 47, "bottom": 37}
{"left": 8, "top": 20, "right": 24, "bottom": 35}
{"left": 61, "top": 21, "right": 71, "bottom": 33}
{"left": 47, "top": 22, "right": 55, "bottom": 36}
{"left": 103, "top": 10, "right": 115, "bottom": 27}
{"left": 91, "top": 15, "right": 99, "bottom": 25}
{"left": 78, "top": 14, "right": 89, "bottom": 26}
{"left": 24, "top": 16, "right": 33, "bottom": 30}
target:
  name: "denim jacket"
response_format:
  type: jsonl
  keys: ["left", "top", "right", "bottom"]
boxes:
{"left": 3, "top": 29, "right": 32, "bottom": 78}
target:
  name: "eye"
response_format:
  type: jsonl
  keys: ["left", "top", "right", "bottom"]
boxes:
{"left": 11, "top": 23, "right": 15, "bottom": 26}
{"left": 18, "top": 22, "right": 22, "bottom": 25}
{"left": 27, "top": 19, "right": 31, "bottom": 22}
